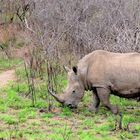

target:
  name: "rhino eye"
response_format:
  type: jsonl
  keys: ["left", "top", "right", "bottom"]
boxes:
{"left": 72, "top": 90, "right": 76, "bottom": 94}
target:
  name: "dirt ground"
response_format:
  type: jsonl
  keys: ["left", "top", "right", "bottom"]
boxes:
{"left": 0, "top": 69, "right": 15, "bottom": 88}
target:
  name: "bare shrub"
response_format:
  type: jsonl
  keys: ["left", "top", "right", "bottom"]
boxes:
{"left": 1, "top": 0, "right": 139, "bottom": 62}
{"left": 24, "top": 0, "right": 139, "bottom": 57}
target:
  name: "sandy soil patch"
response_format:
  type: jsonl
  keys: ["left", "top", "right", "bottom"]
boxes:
{"left": 0, "top": 69, "right": 16, "bottom": 88}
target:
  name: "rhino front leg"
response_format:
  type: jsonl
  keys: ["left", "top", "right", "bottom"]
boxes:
{"left": 96, "top": 88, "right": 119, "bottom": 114}
{"left": 89, "top": 92, "right": 100, "bottom": 113}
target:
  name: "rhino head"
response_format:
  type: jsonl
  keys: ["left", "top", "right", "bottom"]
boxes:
{"left": 49, "top": 66, "right": 84, "bottom": 108}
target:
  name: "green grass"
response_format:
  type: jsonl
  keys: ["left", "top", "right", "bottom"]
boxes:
{"left": 0, "top": 64, "right": 140, "bottom": 140}
{"left": 0, "top": 58, "right": 22, "bottom": 72}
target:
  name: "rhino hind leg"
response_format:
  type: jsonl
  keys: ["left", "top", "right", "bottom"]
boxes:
{"left": 89, "top": 92, "right": 100, "bottom": 113}
{"left": 96, "top": 88, "right": 119, "bottom": 114}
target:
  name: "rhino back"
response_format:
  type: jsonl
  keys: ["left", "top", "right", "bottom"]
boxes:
{"left": 78, "top": 50, "right": 140, "bottom": 97}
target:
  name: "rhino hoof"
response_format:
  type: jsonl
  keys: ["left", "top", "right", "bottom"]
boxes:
{"left": 88, "top": 106, "right": 98, "bottom": 113}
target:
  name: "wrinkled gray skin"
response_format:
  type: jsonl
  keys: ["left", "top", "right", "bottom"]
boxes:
{"left": 50, "top": 50, "right": 140, "bottom": 114}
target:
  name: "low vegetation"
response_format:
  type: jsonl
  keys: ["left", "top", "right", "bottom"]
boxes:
{"left": 0, "top": 58, "right": 21, "bottom": 72}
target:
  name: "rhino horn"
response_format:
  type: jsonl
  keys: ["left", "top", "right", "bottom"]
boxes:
{"left": 48, "top": 89, "right": 64, "bottom": 104}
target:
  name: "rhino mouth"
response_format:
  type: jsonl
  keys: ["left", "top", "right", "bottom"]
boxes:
{"left": 48, "top": 89, "right": 77, "bottom": 109}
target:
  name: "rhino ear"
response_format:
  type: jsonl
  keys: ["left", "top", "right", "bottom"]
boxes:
{"left": 63, "top": 66, "right": 70, "bottom": 73}
{"left": 72, "top": 66, "right": 77, "bottom": 75}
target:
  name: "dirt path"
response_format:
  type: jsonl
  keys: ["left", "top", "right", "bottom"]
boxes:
{"left": 0, "top": 69, "right": 16, "bottom": 88}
